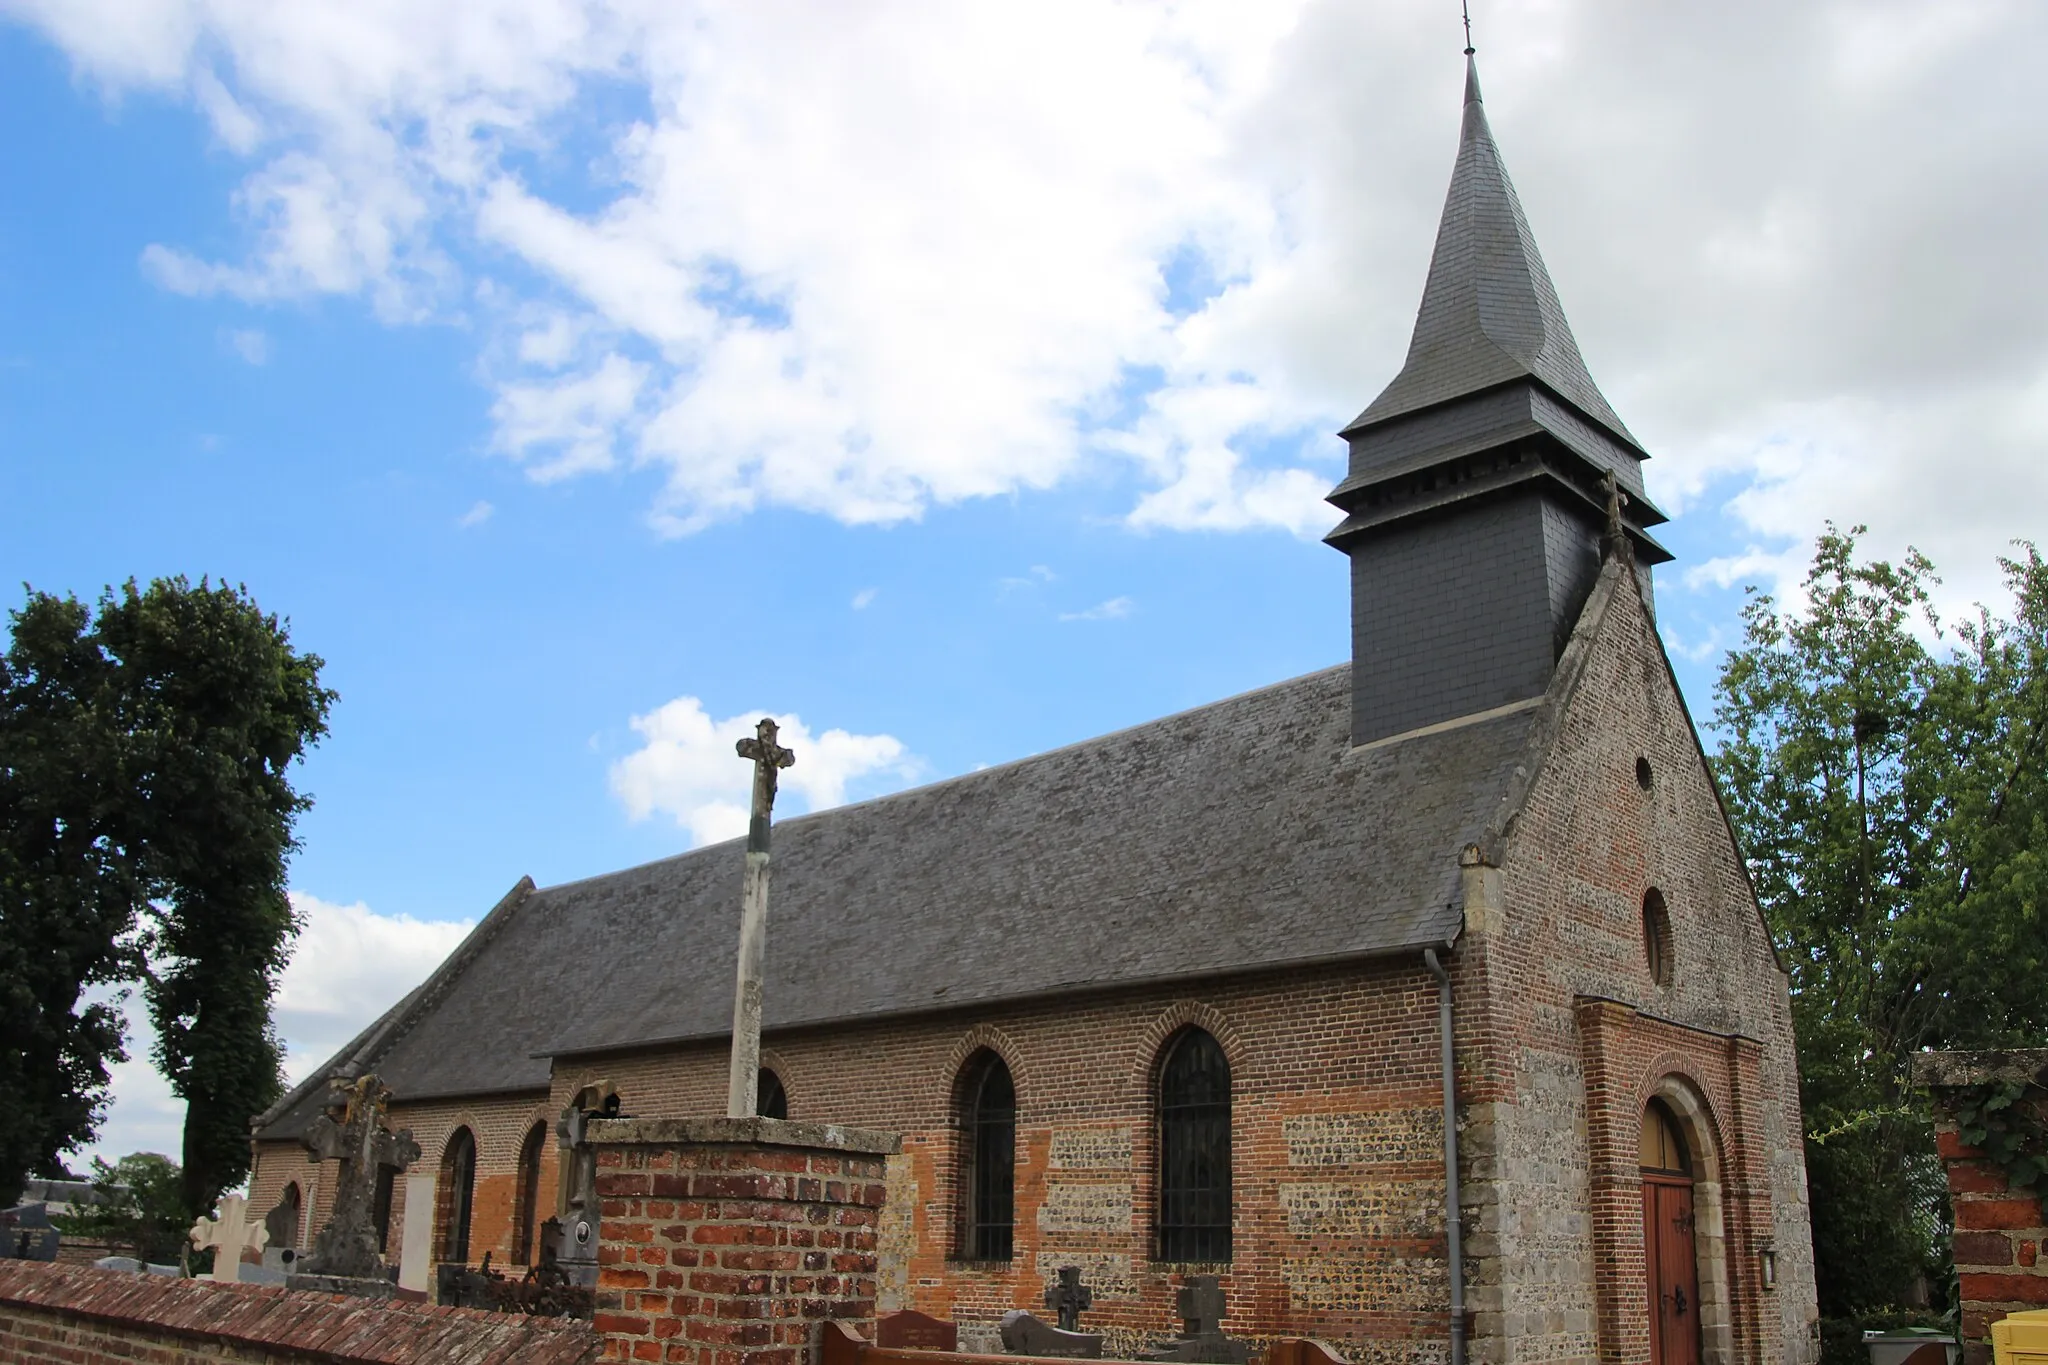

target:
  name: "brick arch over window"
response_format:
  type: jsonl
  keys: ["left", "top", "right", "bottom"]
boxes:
{"left": 759, "top": 1047, "right": 795, "bottom": 1120}
{"left": 1129, "top": 1001, "right": 1249, "bottom": 1096}
{"left": 940, "top": 1025, "right": 1029, "bottom": 1104}
{"left": 437, "top": 1126, "right": 478, "bottom": 1265}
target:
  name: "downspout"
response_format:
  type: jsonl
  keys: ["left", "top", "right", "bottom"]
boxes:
{"left": 1423, "top": 946, "right": 1466, "bottom": 1365}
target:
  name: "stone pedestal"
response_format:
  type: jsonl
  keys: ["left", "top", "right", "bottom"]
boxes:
{"left": 586, "top": 1115, "right": 898, "bottom": 1365}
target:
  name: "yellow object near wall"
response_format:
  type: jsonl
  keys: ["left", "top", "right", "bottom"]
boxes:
{"left": 1992, "top": 1310, "right": 2048, "bottom": 1365}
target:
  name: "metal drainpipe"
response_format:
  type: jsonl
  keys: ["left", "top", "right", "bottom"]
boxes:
{"left": 1424, "top": 947, "right": 1466, "bottom": 1365}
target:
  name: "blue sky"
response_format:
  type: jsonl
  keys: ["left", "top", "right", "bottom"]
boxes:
{"left": 4, "top": 0, "right": 2044, "bottom": 1167}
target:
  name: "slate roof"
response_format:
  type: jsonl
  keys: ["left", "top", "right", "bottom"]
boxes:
{"left": 1345, "top": 57, "right": 1640, "bottom": 451}
{"left": 257, "top": 665, "right": 1542, "bottom": 1136}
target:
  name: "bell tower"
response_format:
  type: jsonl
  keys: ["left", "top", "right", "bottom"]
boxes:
{"left": 1326, "top": 57, "right": 1671, "bottom": 747}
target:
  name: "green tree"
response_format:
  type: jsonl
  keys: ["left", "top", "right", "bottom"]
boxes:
{"left": 1713, "top": 527, "right": 2048, "bottom": 1314}
{"left": 0, "top": 578, "right": 334, "bottom": 1214}
{"left": 49, "top": 1153, "right": 195, "bottom": 1265}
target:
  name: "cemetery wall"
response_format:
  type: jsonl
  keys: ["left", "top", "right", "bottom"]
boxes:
{"left": 0, "top": 1259, "right": 598, "bottom": 1364}
{"left": 1474, "top": 573, "right": 1817, "bottom": 1365}
{"left": 1913, "top": 1049, "right": 2048, "bottom": 1365}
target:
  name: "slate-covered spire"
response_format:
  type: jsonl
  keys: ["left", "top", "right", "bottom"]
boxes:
{"left": 1324, "top": 57, "right": 1671, "bottom": 749}
{"left": 1348, "top": 56, "right": 1636, "bottom": 448}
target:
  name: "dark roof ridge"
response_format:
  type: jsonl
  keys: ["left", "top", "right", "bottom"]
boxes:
{"left": 532, "top": 663, "right": 1351, "bottom": 897}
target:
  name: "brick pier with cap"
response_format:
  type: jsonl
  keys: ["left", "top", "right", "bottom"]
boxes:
{"left": 587, "top": 1115, "right": 898, "bottom": 1365}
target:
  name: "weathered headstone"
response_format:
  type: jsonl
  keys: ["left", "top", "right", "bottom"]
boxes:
{"left": 189, "top": 1192, "right": 267, "bottom": 1283}
{"left": 293, "top": 1073, "right": 420, "bottom": 1283}
{"left": 1144, "top": 1276, "right": 1250, "bottom": 1365}
{"left": 1046, "top": 1265, "right": 1094, "bottom": 1332}
{"left": 1000, "top": 1309, "right": 1104, "bottom": 1359}
{"left": 397, "top": 1170, "right": 436, "bottom": 1292}
{"left": 878, "top": 1309, "right": 959, "bottom": 1351}
{"left": 0, "top": 1203, "right": 60, "bottom": 1262}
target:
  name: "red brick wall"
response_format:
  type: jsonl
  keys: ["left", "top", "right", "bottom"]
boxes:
{"left": 585, "top": 1117, "right": 892, "bottom": 1365}
{"left": 1915, "top": 1054, "right": 2048, "bottom": 1365}
{"left": 0, "top": 1259, "right": 598, "bottom": 1364}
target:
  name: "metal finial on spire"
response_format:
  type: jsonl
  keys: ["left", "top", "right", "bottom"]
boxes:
{"left": 1461, "top": 0, "right": 1475, "bottom": 55}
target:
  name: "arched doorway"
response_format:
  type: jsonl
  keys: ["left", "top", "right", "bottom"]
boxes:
{"left": 1642, "top": 1099, "right": 1702, "bottom": 1365}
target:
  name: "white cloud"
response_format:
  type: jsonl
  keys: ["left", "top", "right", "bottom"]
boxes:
{"left": 609, "top": 698, "right": 919, "bottom": 847}
{"left": 10, "top": 0, "right": 2048, "bottom": 576}
{"left": 273, "top": 892, "right": 472, "bottom": 1087}
{"left": 458, "top": 498, "right": 495, "bottom": 528}
{"left": 1059, "top": 596, "right": 1134, "bottom": 622}
{"left": 850, "top": 587, "right": 877, "bottom": 610}
{"left": 72, "top": 892, "right": 470, "bottom": 1172}
{"left": 223, "top": 327, "right": 269, "bottom": 365}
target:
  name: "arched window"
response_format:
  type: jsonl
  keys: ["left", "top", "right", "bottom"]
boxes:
{"left": 512, "top": 1121, "right": 547, "bottom": 1265}
{"left": 758, "top": 1069, "right": 789, "bottom": 1121}
{"left": 1640, "top": 1099, "right": 1692, "bottom": 1176}
{"left": 958, "top": 1052, "right": 1016, "bottom": 1261}
{"left": 439, "top": 1127, "right": 477, "bottom": 1263}
{"left": 1642, "top": 888, "right": 1674, "bottom": 987}
{"left": 1158, "top": 1028, "right": 1231, "bottom": 1262}
{"left": 280, "top": 1182, "right": 302, "bottom": 1249}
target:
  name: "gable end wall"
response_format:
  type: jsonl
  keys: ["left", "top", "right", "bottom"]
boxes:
{"left": 1466, "top": 569, "right": 1816, "bottom": 1365}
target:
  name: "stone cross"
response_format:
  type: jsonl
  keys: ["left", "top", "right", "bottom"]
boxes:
{"left": 727, "top": 717, "right": 795, "bottom": 1119}
{"left": 189, "top": 1192, "right": 266, "bottom": 1283}
{"left": 299, "top": 1073, "right": 421, "bottom": 1279}
{"left": 1046, "top": 1264, "right": 1094, "bottom": 1332}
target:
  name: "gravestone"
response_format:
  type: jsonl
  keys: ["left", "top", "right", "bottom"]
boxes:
{"left": 878, "top": 1309, "right": 959, "bottom": 1351}
{"left": 189, "top": 1192, "right": 267, "bottom": 1283}
{"left": 291, "top": 1073, "right": 419, "bottom": 1286}
{"left": 1046, "top": 1265, "right": 1094, "bottom": 1332}
{"left": 1144, "top": 1276, "right": 1250, "bottom": 1365}
{"left": 1000, "top": 1309, "right": 1104, "bottom": 1359}
{"left": 0, "top": 1203, "right": 59, "bottom": 1262}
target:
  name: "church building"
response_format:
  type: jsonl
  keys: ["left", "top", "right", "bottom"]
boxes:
{"left": 247, "top": 58, "right": 1820, "bottom": 1365}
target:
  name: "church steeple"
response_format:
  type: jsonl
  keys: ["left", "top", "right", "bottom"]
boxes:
{"left": 1326, "top": 57, "right": 1671, "bottom": 747}
{"left": 1348, "top": 57, "right": 1637, "bottom": 450}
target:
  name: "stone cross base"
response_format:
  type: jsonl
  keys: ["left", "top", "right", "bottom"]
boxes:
{"left": 586, "top": 1115, "right": 899, "bottom": 1365}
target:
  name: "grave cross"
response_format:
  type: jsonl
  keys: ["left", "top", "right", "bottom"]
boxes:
{"left": 727, "top": 717, "right": 796, "bottom": 1118}
{"left": 188, "top": 1192, "right": 266, "bottom": 1283}
{"left": 1046, "top": 1264, "right": 1094, "bottom": 1332}
{"left": 300, "top": 1074, "right": 421, "bottom": 1279}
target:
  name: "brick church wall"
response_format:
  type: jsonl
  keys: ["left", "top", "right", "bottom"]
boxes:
{"left": 1467, "top": 571, "right": 1817, "bottom": 1365}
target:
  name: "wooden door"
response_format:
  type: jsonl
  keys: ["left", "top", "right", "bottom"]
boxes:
{"left": 1643, "top": 1175, "right": 1701, "bottom": 1365}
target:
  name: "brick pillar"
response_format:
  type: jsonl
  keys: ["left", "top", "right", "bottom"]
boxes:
{"left": 586, "top": 1116, "right": 899, "bottom": 1365}
{"left": 1911, "top": 1051, "right": 2048, "bottom": 1365}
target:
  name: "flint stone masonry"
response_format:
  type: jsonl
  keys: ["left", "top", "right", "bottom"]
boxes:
{"left": 1037, "top": 1183, "right": 1135, "bottom": 1234}
{"left": 584, "top": 1114, "right": 898, "bottom": 1365}
{"left": 1285, "top": 1253, "right": 1446, "bottom": 1312}
{"left": 1283, "top": 1110, "right": 1442, "bottom": 1168}
{"left": 1280, "top": 1181, "right": 1442, "bottom": 1240}
{"left": 0, "top": 1259, "right": 598, "bottom": 1364}
{"left": 1049, "top": 1129, "right": 1134, "bottom": 1171}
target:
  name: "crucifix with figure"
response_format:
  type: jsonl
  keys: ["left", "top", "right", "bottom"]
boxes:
{"left": 728, "top": 717, "right": 795, "bottom": 1118}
